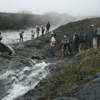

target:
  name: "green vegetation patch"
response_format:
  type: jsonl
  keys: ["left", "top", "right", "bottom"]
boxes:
{"left": 40, "top": 48, "right": 100, "bottom": 99}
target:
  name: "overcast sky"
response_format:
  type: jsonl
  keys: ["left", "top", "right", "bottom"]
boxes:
{"left": 0, "top": 0, "right": 100, "bottom": 16}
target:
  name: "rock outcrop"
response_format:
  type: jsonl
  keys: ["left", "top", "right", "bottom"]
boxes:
{"left": 0, "top": 42, "right": 12, "bottom": 55}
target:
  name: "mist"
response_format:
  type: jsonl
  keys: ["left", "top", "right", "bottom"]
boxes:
{"left": 0, "top": 0, "right": 100, "bottom": 30}
{"left": 0, "top": 0, "right": 100, "bottom": 17}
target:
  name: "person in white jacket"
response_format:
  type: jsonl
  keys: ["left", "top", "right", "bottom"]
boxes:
{"left": 50, "top": 32, "right": 56, "bottom": 57}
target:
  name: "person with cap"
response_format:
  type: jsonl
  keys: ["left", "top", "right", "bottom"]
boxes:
{"left": 19, "top": 30, "right": 24, "bottom": 43}
{"left": 50, "top": 32, "right": 56, "bottom": 57}
{"left": 41, "top": 25, "right": 45, "bottom": 37}
{"left": 73, "top": 33, "right": 80, "bottom": 52}
{"left": 90, "top": 24, "right": 98, "bottom": 49}
{"left": 61, "top": 35, "right": 70, "bottom": 56}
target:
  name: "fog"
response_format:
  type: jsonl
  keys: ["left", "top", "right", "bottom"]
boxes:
{"left": 0, "top": 0, "right": 100, "bottom": 17}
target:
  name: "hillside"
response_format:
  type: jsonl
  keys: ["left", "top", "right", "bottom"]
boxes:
{"left": 40, "top": 48, "right": 100, "bottom": 100}
{"left": 38, "top": 17, "right": 100, "bottom": 100}
{"left": 54, "top": 17, "right": 100, "bottom": 50}
{"left": 11, "top": 17, "right": 100, "bottom": 100}
{"left": 0, "top": 12, "right": 75, "bottom": 30}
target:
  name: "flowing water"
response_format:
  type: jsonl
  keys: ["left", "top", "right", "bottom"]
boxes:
{"left": 0, "top": 28, "right": 57, "bottom": 100}
{"left": 1, "top": 27, "right": 56, "bottom": 44}
{"left": 2, "top": 28, "right": 41, "bottom": 44}
{"left": 0, "top": 59, "right": 50, "bottom": 100}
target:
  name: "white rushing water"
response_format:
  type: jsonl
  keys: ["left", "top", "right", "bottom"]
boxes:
{"left": 1, "top": 28, "right": 40, "bottom": 44}
{"left": 1, "top": 27, "right": 56, "bottom": 45}
{"left": 0, "top": 60, "right": 50, "bottom": 100}
{"left": 0, "top": 27, "right": 56, "bottom": 100}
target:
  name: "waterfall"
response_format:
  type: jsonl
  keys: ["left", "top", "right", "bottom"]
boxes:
{"left": 0, "top": 59, "right": 50, "bottom": 100}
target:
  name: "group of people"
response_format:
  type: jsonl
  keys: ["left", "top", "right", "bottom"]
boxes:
{"left": 31, "top": 22, "right": 50, "bottom": 39}
{"left": 50, "top": 32, "right": 71, "bottom": 57}
{"left": 50, "top": 24, "right": 100, "bottom": 57}
{"left": 73, "top": 32, "right": 87, "bottom": 53}
{"left": 19, "top": 22, "right": 51, "bottom": 43}
{"left": 0, "top": 23, "right": 100, "bottom": 57}
{"left": 50, "top": 32, "right": 86, "bottom": 57}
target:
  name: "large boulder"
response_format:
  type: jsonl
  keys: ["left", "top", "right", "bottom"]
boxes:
{"left": 0, "top": 42, "right": 12, "bottom": 55}
{"left": 80, "top": 77, "right": 100, "bottom": 100}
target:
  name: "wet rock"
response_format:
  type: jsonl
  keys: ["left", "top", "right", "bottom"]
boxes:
{"left": 53, "top": 97, "right": 78, "bottom": 100}
{"left": 1, "top": 18, "right": 100, "bottom": 100}
{"left": 79, "top": 77, "right": 100, "bottom": 100}
{"left": 0, "top": 42, "right": 12, "bottom": 55}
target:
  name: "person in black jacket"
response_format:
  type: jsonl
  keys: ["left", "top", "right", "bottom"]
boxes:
{"left": 73, "top": 33, "right": 80, "bottom": 52}
{"left": 0, "top": 32, "right": 3, "bottom": 42}
{"left": 46, "top": 22, "right": 50, "bottom": 34}
{"left": 19, "top": 30, "right": 24, "bottom": 43}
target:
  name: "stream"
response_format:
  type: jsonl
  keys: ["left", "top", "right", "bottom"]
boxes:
{"left": 0, "top": 28, "right": 54, "bottom": 100}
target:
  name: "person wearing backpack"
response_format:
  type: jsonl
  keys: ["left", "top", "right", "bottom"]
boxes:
{"left": 19, "top": 30, "right": 24, "bottom": 43}
{"left": 90, "top": 24, "right": 98, "bottom": 49}
{"left": 50, "top": 33, "right": 56, "bottom": 57}
{"left": 36, "top": 26, "right": 40, "bottom": 38}
{"left": 79, "top": 33, "right": 87, "bottom": 53}
{"left": 73, "top": 33, "right": 80, "bottom": 52}
{"left": 61, "top": 35, "right": 70, "bottom": 56}
{"left": 41, "top": 25, "right": 45, "bottom": 37}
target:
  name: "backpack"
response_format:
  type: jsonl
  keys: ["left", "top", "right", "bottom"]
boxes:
{"left": 47, "top": 23, "right": 50, "bottom": 29}
{"left": 37, "top": 27, "right": 40, "bottom": 31}
{"left": 81, "top": 33, "right": 87, "bottom": 42}
{"left": 62, "top": 39, "right": 69, "bottom": 45}
{"left": 53, "top": 31, "right": 57, "bottom": 36}
{"left": 54, "top": 41, "right": 57, "bottom": 47}
{"left": 96, "top": 27, "right": 100, "bottom": 36}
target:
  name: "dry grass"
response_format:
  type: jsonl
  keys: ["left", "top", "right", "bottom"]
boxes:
{"left": 40, "top": 47, "right": 100, "bottom": 99}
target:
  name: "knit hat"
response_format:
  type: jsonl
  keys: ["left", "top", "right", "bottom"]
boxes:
{"left": 90, "top": 24, "right": 94, "bottom": 27}
{"left": 64, "top": 35, "right": 67, "bottom": 38}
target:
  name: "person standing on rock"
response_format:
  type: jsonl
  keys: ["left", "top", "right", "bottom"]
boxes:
{"left": 46, "top": 22, "right": 50, "bottom": 34}
{"left": 90, "top": 24, "right": 98, "bottom": 49}
{"left": 73, "top": 33, "right": 80, "bottom": 52}
{"left": 0, "top": 32, "right": 3, "bottom": 42}
{"left": 79, "top": 33, "right": 87, "bottom": 53}
{"left": 31, "top": 28, "right": 35, "bottom": 40}
{"left": 61, "top": 35, "right": 70, "bottom": 56}
{"left": 19, "top": 30, "right": 24, "bottom": 43}
{"left": 36, "top": 26, "right": 40, "bottom": 38}
{"left": 41, "top": 25, "right": 45, "bottom": 37}
{"left": 50, "top": 33, "right": 56, "bottom": 57}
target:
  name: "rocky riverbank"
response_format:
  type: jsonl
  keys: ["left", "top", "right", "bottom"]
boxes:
{"left": 1, "top": 17, "right": 100, "bottom": 100}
